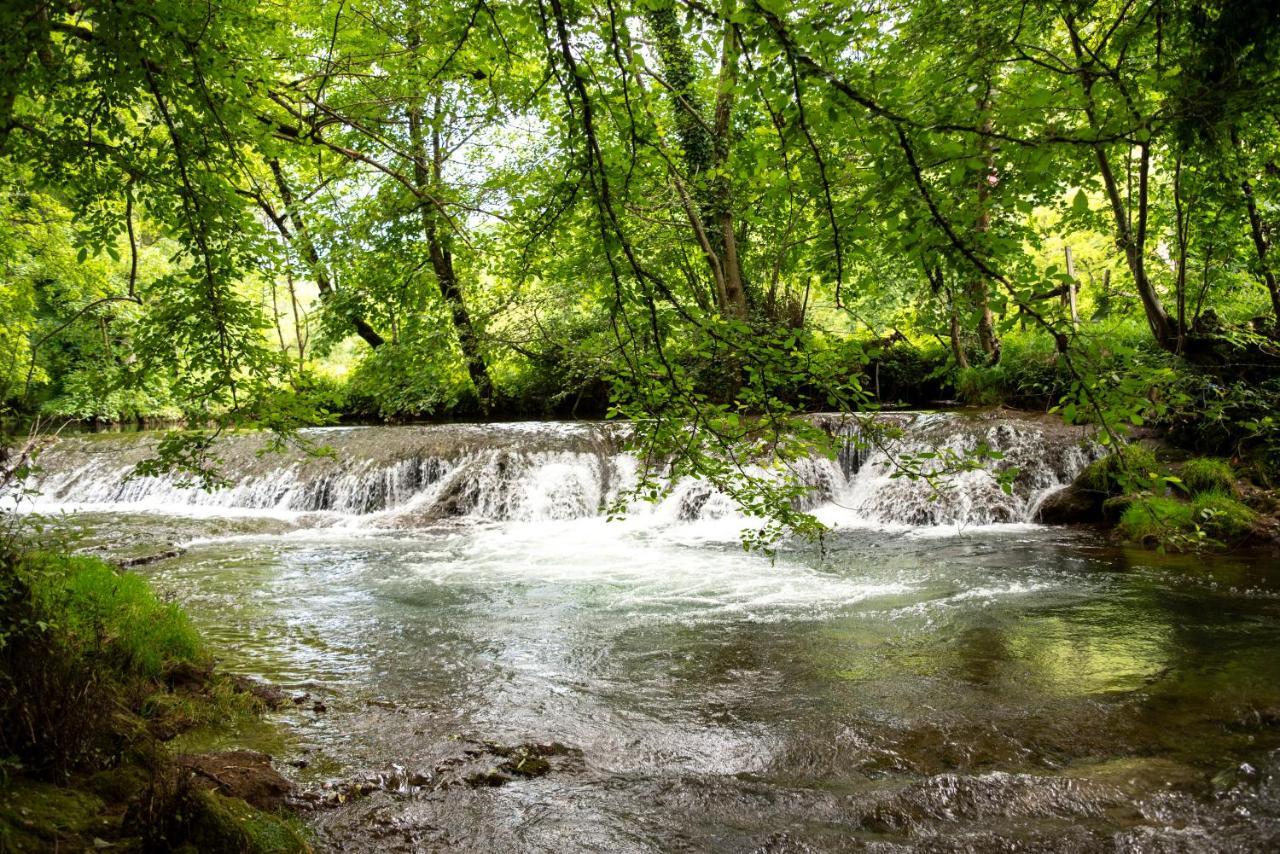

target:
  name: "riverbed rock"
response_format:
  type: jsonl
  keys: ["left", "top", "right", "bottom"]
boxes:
{"left": 177, "top": 750, "right": 293, "bottom": 810}
{"left": 1036, "top": 481, "right": 1104, "bottom": 524}
{"left": 229, "top": 674, "right": 290, "bottom": 709}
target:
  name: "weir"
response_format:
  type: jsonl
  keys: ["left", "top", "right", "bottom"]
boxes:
{"left": 28, "top": 412, "right": 1099, "bottom": 529}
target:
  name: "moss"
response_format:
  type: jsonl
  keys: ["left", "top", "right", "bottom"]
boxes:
{"left": 1116, "top": 491, "right": 1257, "bottom": 550}
{"left": 184, "top": 790, "right": 310, "bottom": 853}
{"left": 1191, "top": 491, "right": 1256, "bottom": 541}
{"left": 83, "top": 764, "right": 150, "bottom": 802}
{"left": 0, "top": 780, "right": 111, "bottom": 852}
{"left": 1116, "top": 496, "right": 1194, "bottom": 547}
{"left": 1079, "top": 445, "right": 1160, "bottom": 495}
{"left": 1179, "top": 457, "right": 1237, "bottom": 497}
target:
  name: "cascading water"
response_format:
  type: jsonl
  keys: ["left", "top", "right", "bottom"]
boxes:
{"left": 25, "top": 412, "right": 1099, "bottom": 531}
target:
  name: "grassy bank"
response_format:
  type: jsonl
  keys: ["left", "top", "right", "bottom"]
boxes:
{"left": 0, "top": 550, "right": 308, "bottom": 852}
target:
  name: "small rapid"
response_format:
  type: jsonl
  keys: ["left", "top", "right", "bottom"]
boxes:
{"left": 25, "top": 412, "right": 1100, "bottom": 531}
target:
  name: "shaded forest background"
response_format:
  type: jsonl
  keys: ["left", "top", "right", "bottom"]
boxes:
{"left": 2, "top": 0, "right": 1279, "bottom": 480}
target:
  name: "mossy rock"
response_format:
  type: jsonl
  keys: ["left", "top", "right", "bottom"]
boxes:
{"left": 183, "top": 790, "right": 309, "bottom": 853}
{"left": 1079, "top": 445, "right": 1160, "bottom": 496}
{"left": 0, "top": 781, "right": 112, "bottom": 852}
{"left": 1191, "top": 491, "right": 1256, "bottom": 541}
{"left": 1179, "top": 458, "right": 1237, "bottom": 497}
{"left": 1116, "top": 496, "right": 1195, "bottom": 548}
{"left": 1116, "top": 492, "right": 1257, "bottom": 549}
{"left": 1101, "top": 494, "right": 1138, "bottom": 524}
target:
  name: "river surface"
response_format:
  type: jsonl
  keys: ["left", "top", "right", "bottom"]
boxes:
{"left": 26, "top": 418, "right": 1280, "bottom": 851}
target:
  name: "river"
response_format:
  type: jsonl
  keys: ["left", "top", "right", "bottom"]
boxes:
{"left": 24, "top": 414, "right": 1280, "bottom": 851}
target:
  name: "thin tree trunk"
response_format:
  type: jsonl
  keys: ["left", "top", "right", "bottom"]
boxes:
{"left": 407, "top": 100, "right": 493, "bottom": 409}
{"left": 711, "top": 13, "right": 747, "bottom": 319}
{"left": 1065, "top": 18, "right": 1176, "bottom": 351}
{"left": 645, "top": 3, "right": 747, "bottom": 319}
{"left": 970, "top": 83, "right": 1000, "bottom": 364}
{"left": 1233, "top": 130, "right": 1280, "bottom": 327}
{"left": 268, "top": 160, "right": 385, "bottom": 349}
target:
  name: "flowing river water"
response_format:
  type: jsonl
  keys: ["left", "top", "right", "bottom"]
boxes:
{"left": 22, "top": 413, "right": 1280, "bottom": 851}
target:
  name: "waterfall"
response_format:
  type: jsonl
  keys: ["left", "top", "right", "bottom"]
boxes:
{"left": 23, "top": 414, "right": 1098, "bottom": 529}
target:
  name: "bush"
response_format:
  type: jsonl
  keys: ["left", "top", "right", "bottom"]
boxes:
{"left": 954, "top": 366, "right": 1007, "bottom": 406}
{"left": 1079, "top": 444, "right": 1160, "bottom": 495}
{"left": 950, "top": 333, "right": 1074, "bottom": 409}
{"left": 1179, "top": 457, "right": 1236, "bottom": 497}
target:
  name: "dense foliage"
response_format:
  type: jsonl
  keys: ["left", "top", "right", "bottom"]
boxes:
{"left": 3, "top": 0, "right": 1280, "bottom": 537}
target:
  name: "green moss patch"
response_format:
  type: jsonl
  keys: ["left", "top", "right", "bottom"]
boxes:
{"left": 0, "top": 780, "right": 111, "bottom": 852}
{"left": 180, "top": 790, "right": 310, "bottom": 854}
{"left": 1192, "top": 491, "right": 1256, "bottom": 541}
{"left": 1116, "top": 492, "right": 1257, "bottom": 550}
{"left": 1179, "top": 458, "right": 1237, "bottom": 497}
{"left": 1116, "top": 497, "right": 1195, "bottom": 547}
{"left": 1079, "top": 445, "right": 1160, "bottom": 496}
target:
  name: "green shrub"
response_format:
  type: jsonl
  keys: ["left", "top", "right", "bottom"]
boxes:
{"left": 955, "top": 366, "right": 1008, "bottom": 406}
{"left": 1079, "top": 444, "right": 1160, "bottom": 495}
{"left": 1116, "top": 496, "right": 1194, "bottom": 546}
{"left": 1191, "top": 491, "right": 1256, "bottom": 541}
{"left": 1179, "top": 458, "right": 1236, "bottom": 497}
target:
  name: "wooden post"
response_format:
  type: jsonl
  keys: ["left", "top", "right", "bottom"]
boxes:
{"left": 1063, "top": 246, "right": 1081, "bottom": 328}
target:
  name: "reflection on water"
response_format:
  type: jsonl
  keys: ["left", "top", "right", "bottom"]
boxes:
{"left": 54, "top": 513, "right": 1280, "bottom": 851}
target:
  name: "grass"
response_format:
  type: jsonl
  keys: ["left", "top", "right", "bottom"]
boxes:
{"left": 1, "top": 550, "right": 306, "bottom": 852}
{"left": 24, "top": 552, "right": 202, "bottom": 679}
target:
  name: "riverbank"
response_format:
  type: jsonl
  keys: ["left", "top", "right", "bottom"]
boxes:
{"left": 0, "top": 550, "right": 308, "bottom": 852}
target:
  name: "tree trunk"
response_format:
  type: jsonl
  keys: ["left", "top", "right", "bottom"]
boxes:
{"left": 1233, "top": 129, "right": 1280, "bottom": 327}
{"left": 268, "top": 161, "right": 385, "bottom": 350}
{"left": 1065, "top": 18, "right": 1177, "bottom": 351}
{"left": 406, "top": 102, "right": 494, "bottom": 409}
{"left": 969, "top": 84, "right": 1000, "bottom": 364}
{"left": 645, "top": 4, "right": 748, "bottom": 319}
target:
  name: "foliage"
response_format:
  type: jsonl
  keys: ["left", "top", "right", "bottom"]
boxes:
{"left": 1, "top": 0, "right": 1279, "bottom": 541}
